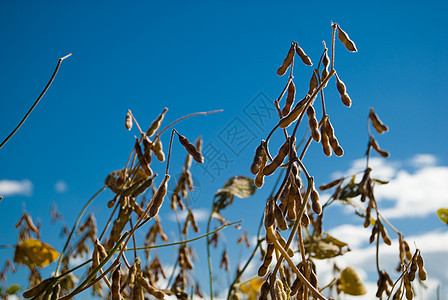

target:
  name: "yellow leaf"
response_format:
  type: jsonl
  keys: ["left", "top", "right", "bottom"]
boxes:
{"left": 338, "top": 267, "right": 367, "bottom": 296}
{"left": 238, "top": 277, "right": 264, "bottom": 300}
{"left": 437, "top": 208, "right": 448, "bottom": 224}
{"left": 14, "top": 239, "right": 59, "bottom": 268}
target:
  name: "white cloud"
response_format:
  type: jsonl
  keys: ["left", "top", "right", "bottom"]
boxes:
{"left": 333, "top": 154, "right": 448, "bottom": 219}
{"left": 375, "top": 166, "right": 448, "bottom": 218}
{"left": 0, "top": 179, "right": 33, "bottom": 197}
{"left": 167, "top": 208, "right": 209, "bottom": 223}
{"left": 54, "top": 180, "right": 68, "bottom": 193}
{"left": 315, "top": 226, "right": 448, "bottom": 299}
{"left": 410, "top": 154, "right": 437, "bottom": 167}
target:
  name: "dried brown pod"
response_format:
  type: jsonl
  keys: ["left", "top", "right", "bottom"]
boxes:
{"left": 112, "top": 266, "right": 122, "bottom": 300}
{"left": 308, "top": 72, "right": 318, "bottom": 95}
{"left": 336, "top": 74, "right": 352, "bottom": 107}
{"left": 149, "top": 174, "right": 170, "bottom": 218}
{"left": 328, "top": 134, "right": 344, "bottom": 156}
{"left": 146, "top": 107, "right": 168, "bottom": 137}
{"left": 282, "top": 80, "right": 296, "bottom": 116}
{"left": 278, "top": 95, "right": 308, "bottom": 128}
{"left": 263, "top": 139, "right": 290, "bottom": 176}
{"left": 50, "top": 283, "right": 60, "bottom": 300}
{"left": 277, "top": 43, "right": 295, "bottom": 76}
{"left": 134, "top": 138, "right": 152, "bottom": 176}
{"left": 258, "top": 244, "right": 274, "bottom": 276}
{"left": 370, "top": 138, "right": 390, "bottom": 158}
{"left": 255, "top": 171, "right": 265, "bottom": 188}
{"left": 177, "top": 133, "right": 204, "bottom": 163}
{"left": 276, "top": 231, "right": 294, "bottom": 257}
{"left": 219, "top": 250, "right": 230, "bottom": 271}
{"left": 295, "top": 44, "right": 313, "bottom": 66}
{"left": 125, "top": 110, "right": 133, "bottom": 131}
{"left": 319, "top": 178, "right": 342, "bottom": 191}
{"left": 312, "top": 201, "right": 322, "bottom": 215}
{"left": 264, "top": 199, "right": 275, "bottom": 229}
{"left": 153, "top": 139, "right": 165, "bottom": 162}
{"left": 139, "top": 276, "right": 164, "bottom": 299}
{"left": 337, "top": 24, "right": 358, "bottom": 52}
{"left": 369, "top": 108, "right": 389, "bottom": 133}
{"left": 286, "top": 191, "right": 297, "bottom": 221}
{"left": 301, "top": 211, "right": 310, "bottom": 226}
{"left": 23, "top": 278, "right": 53, "bottom": 298}
{"left": 274, "top": 203, "right": 288, "bottom": 231}
{"left": 320, "top": 126, "right": 332, "bottom": 156}
{"left": 403, "top": 241, "right": 412, "bottom": 261}
{"left": 250, "top": 141, "right": 267, "bottom": 174}
{"left": 95, "top": 239, "right": 108, "bottom": 260}
{"left": 259, "top": 280, "right": 270, "bottom": 300}
{"left": 307, "top": 106, "right": 321, "bottom": 142}
{"left": 131, "top": 174, "right": 156, "bottom": 198}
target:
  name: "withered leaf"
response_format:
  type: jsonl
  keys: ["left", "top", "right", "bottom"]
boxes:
{"left": 14, "top": 239, "right": 59, "bottom": 268}
{"left": 437, "top": 208, "right": 448, "bottom": 224}
{"left": 338, "top": 267, "right": 367, "bottom": 295}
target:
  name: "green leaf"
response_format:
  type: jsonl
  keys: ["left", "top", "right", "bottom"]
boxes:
{"left": 338, "top": 267, "right": 367, "bottom": 295}
{"left": 6, "top": 284, "right": 20, "bottom": 295}
{"left": 437, "top": 208, "right": 448, "bottom": 224}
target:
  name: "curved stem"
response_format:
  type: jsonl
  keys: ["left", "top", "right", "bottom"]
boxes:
{"left": 55, "top": 185, "right": 106, "bottom": 276}
{"left": 0, "top": 54, "right": 71, "bottom": 150}
{"left": 206, "top": 201, "right": 215, "bottom": 300}
{"left": 158, "top": 109, "right": 223, "bottom": 137}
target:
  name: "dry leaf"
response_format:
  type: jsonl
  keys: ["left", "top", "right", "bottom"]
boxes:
{"left": 14, "top": 239, "right": 59, "bottom": 268}
{"left": 338, "top": 267, "right": 367, "bottom": 295}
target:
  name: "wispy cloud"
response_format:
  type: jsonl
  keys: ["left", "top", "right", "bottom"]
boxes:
{"left": 0, "top": 179, "right": 33, "bottom": 197}
{"left": 333, "top": 154, "right": 448, "bottom": 219}
{"left": 167, "top": 208, "right": 209, "bottom": 223}
{"left": 54, "top": 180, "right": 68, "bottom": 193}
{"left": 315, "top": 226, "right": 448, "bottom": 299}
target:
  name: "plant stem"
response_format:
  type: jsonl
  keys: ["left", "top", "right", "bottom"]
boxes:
{"left": 0, "top": 54, "right": 71, "bottom": 150}
{"left": 55, "top": 185, "right": 106, "bottom": 276}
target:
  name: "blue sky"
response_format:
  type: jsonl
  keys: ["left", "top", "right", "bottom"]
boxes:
{"left": 0, "top": 1, "right": 447, "bottom": 299}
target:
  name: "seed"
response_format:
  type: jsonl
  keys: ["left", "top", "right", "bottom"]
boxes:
{"left": 149, "top": 174, "right": 170, "bottom": 218}
{"left": 369, "top": 108, "right": 389, "bottom": 133}
{"left": 308, "top": 72, "right": 318, "bottom": 95}
{"left": 178, "top": 133, "right": 204, "bottom": 163}
{"left": 112, "top": 266, "right": 121, "bottom": 300}
{"left": 250, "top": 141, "right": 267, "bottom": 175}
{"left": 337, "top": 24, "right": 358, "bottom": 52}
{"left": 125, "top": 110, "right": 133, "bottom": 131}
{"left": 263, "top": 139, "right": 290, "bottom": 176}
{"left": 277, "top": 43, "right": 295, "bottom": 76}
{"left": 153, "top": 139, "right": 165, "bottom": 162}
{"left": 307, "top": 106, "right": 321, "bottom": 142}
{"left": 295, "top": 44, "right": 313, "bottom": 66}
{"left": 282, "top": 80, "right": 296, "bottom": 116}
{"left": 146, "top": 108, "right": 168, "bottom": 137}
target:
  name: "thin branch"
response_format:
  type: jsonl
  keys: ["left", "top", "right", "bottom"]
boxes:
{"left": 0, "top": 54, "right": 72, "bottom": 150}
